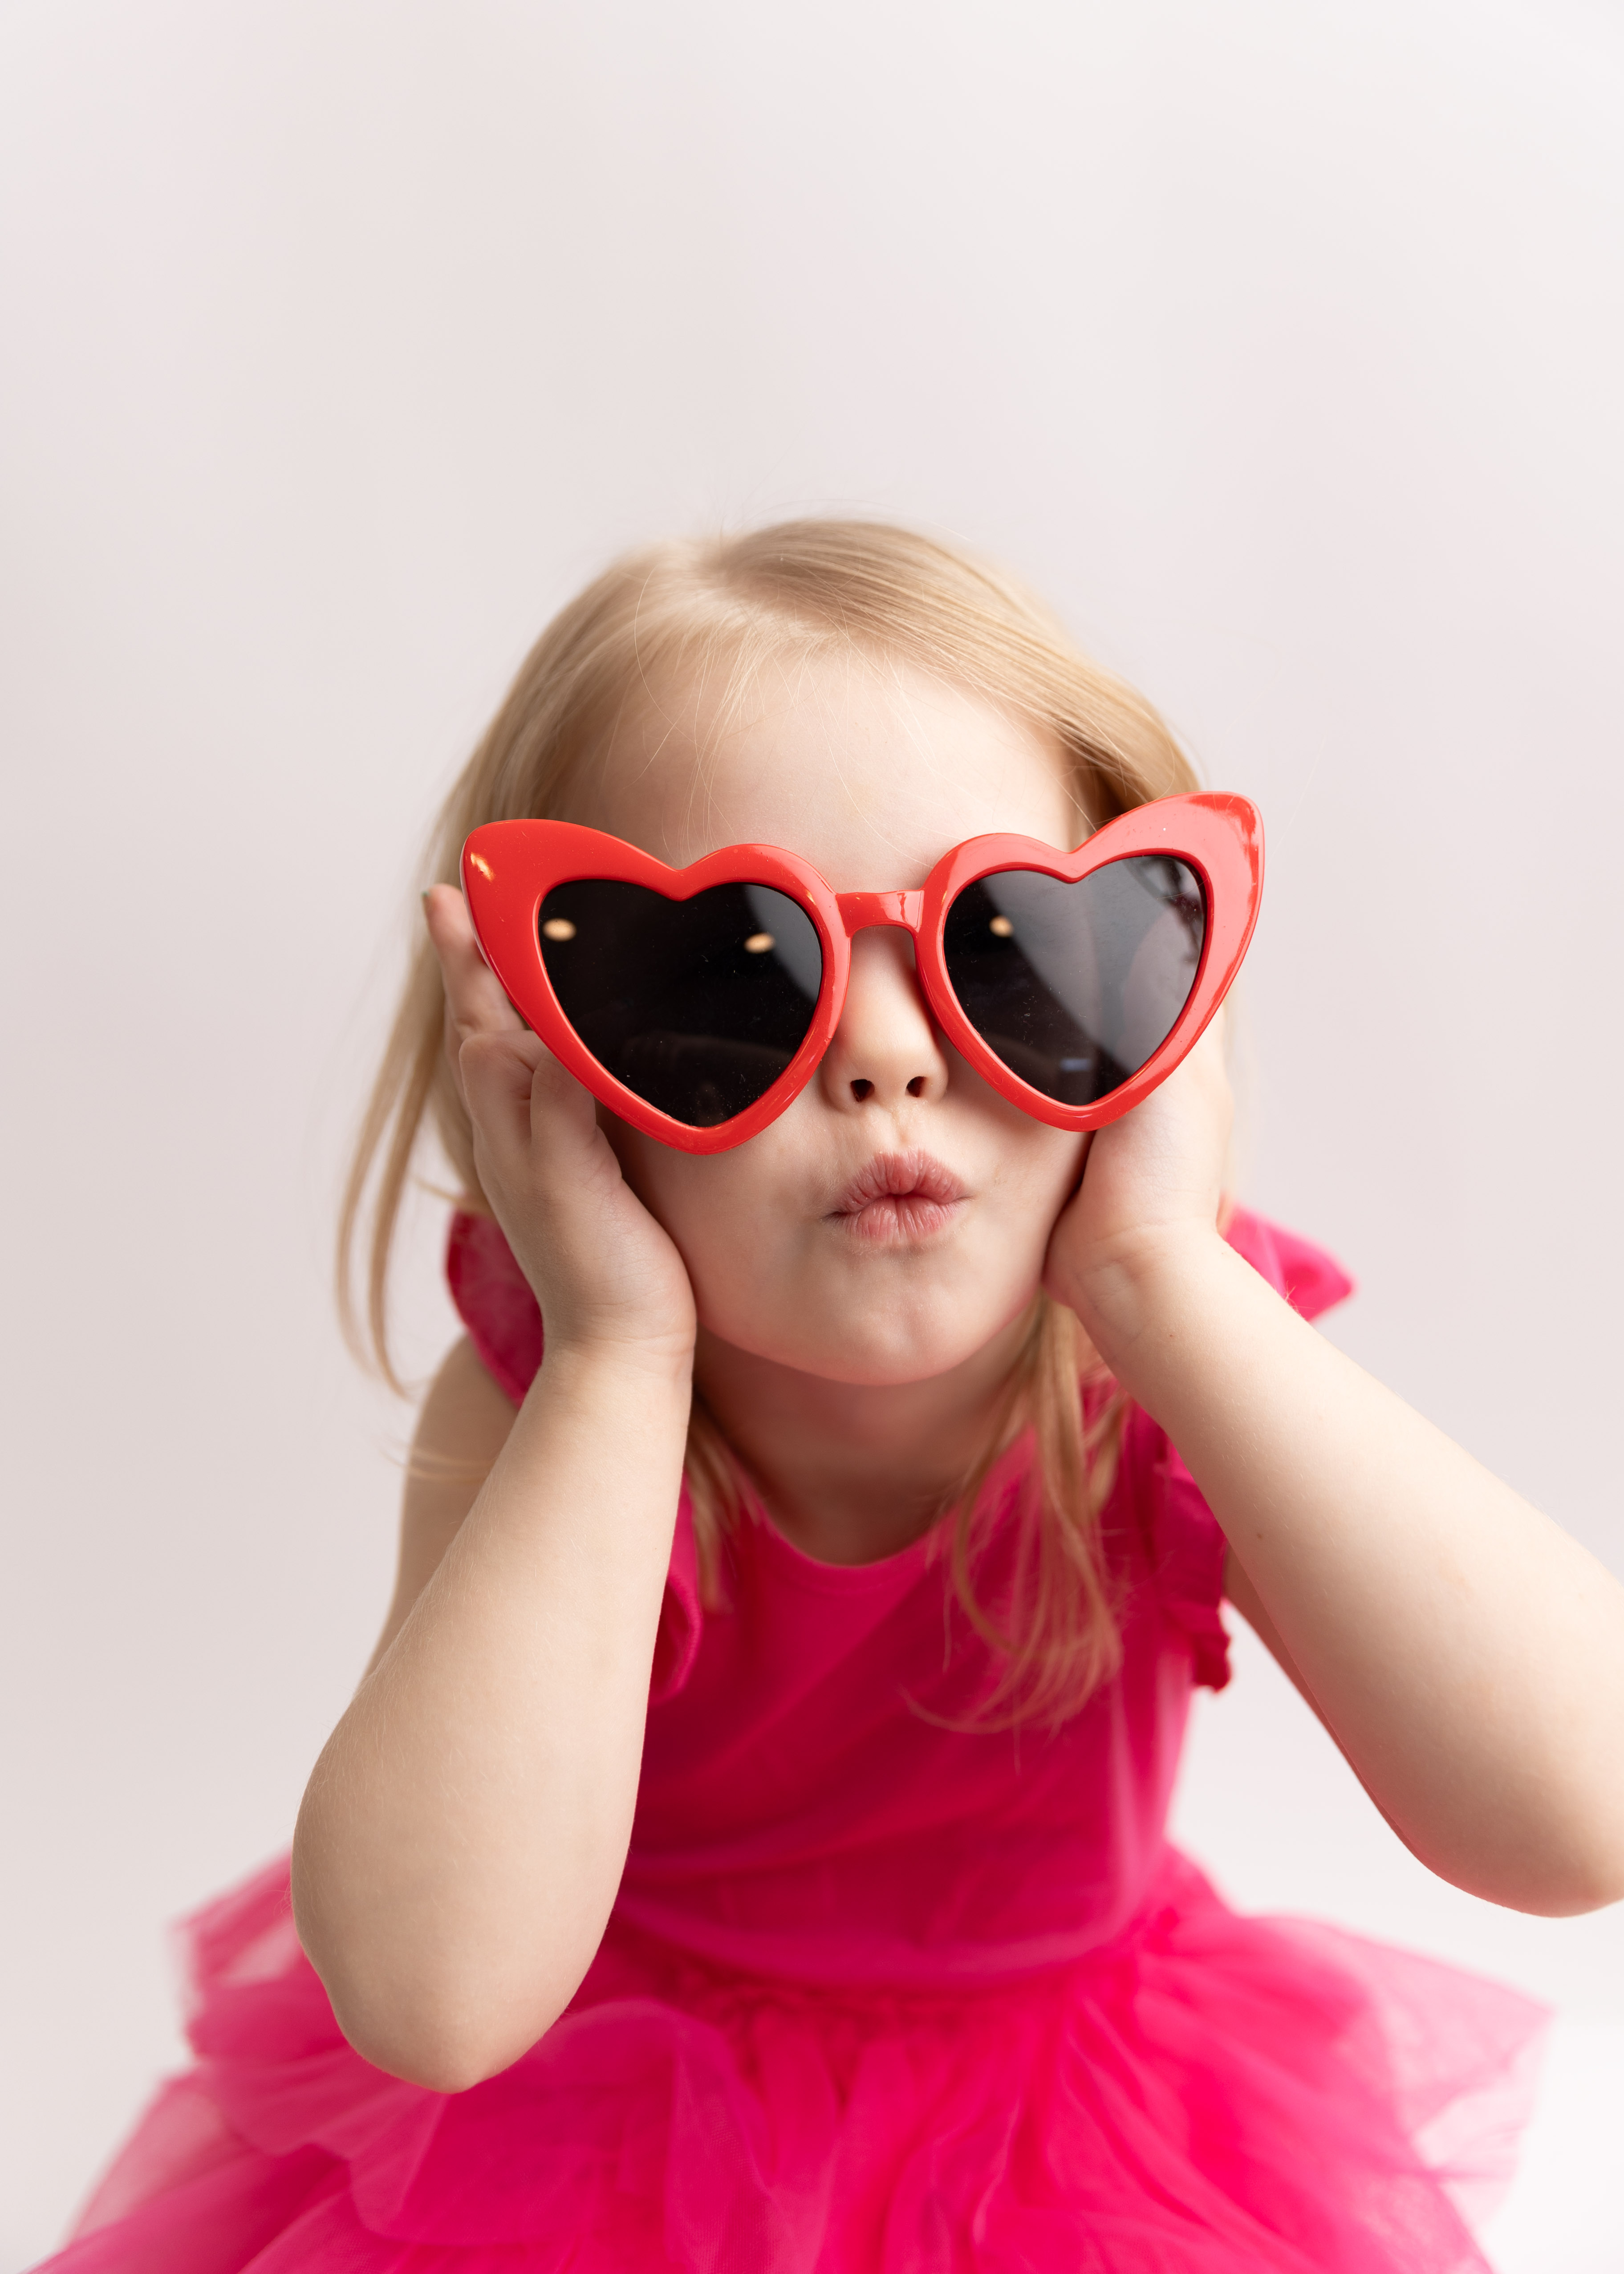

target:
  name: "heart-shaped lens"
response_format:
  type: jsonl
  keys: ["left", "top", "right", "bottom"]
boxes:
{"left": 539, "top": 879, "right": 823, "bottom": 1128}
{"left": 943, "top": 857, "right": 1205, "bottom": 1105}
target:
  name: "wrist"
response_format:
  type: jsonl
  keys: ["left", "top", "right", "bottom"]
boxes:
{"left": 1054, "top": 1221, "right": 1237, "bottom": 1385}
{"left": 532, "top": 1332, "right": 696, "bottom": 1400}
{"left": 503, "top": 1336, "right": 695, "bottom": 1520}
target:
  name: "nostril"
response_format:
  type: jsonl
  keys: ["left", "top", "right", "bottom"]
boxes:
{"left": 906, "top": 1076, "right": 925, "bottom": 1097}
{"left": 850, "top": 1079, "right": 874, "bottom": 1102}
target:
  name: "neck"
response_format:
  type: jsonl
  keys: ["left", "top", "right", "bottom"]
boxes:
{"left": 693, "top": 1309, "right": 1035, "bottom": 1566}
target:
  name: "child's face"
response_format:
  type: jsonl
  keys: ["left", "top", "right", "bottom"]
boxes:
{"left": 563, "top": 650, "right": 1090, "bottom": 1387}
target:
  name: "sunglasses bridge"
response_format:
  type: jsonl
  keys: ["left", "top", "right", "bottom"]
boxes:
{"left": 835, "top": 890, "right": 925, "bottom": 934}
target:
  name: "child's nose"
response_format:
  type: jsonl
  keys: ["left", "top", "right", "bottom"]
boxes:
{"left": 818, "top": 929, "right": 950, "bottom": 1113}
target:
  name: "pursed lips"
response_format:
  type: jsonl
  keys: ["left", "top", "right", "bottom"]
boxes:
{"left": 825, "top": 1149, "right": 969, "bottom": 1246}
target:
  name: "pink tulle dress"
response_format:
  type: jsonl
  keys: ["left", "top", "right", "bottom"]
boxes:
{"left": 45, "top": 1210, "right": 1546, "bottom": 2273}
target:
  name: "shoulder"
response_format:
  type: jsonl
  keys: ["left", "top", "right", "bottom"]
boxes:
{"left": 1221, "top": 1204, "right": 1355, "bottom": 1322}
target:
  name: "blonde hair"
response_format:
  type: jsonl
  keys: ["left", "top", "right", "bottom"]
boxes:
{"left": 340, "top": 520, "right": 1200, "bottom": 1726}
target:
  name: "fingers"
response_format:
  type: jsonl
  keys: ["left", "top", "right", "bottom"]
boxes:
{"left": 457, "top": 1023, "right": 596, "bottom": 1164}
{"left": 418, "top": 891, "right": 693, "bottom": 1355}
{"left": 423, "top": 885, "right": 602, "bottom": 1195}
{"left": 457, "top": 1025, "right": 553, "bottom": 1184}
{"left": 423, "top": 884, "right": 527, "bottom": 1114}
{"left": 1178, "top": 1014, "right": 1237, "bottom": 1133}
{"left": 424, "top": 884, "right": 526, "bottom": 1045}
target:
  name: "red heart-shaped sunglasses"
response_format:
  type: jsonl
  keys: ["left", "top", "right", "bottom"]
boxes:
{"left": 460, "top": 791, "right": 1262, "bottom": 1154}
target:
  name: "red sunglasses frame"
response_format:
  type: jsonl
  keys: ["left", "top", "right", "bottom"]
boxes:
{"left": 460, "top": 790, "right": 1263, "bottom": 1155}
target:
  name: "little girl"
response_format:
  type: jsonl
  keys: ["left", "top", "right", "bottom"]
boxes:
{"left": 45, "top": 522, "right": 1624, "bottom": 2273}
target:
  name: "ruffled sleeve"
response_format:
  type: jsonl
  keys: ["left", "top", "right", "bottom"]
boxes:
{"left": 444, "top": 1209, "right": 703, "bottom": 1701}
{"left": 1135, "top": 1206, "right": 1355, "bottom": 1692}
{"left": 1222, "top": 1205, "right": 1355, "bottom": 1324}
{"left": 445, "top": 1210, "right": 544, "bottom": 1403}
{"left": 1137, "top": 1415, "right": 1235, "bottom": 1692}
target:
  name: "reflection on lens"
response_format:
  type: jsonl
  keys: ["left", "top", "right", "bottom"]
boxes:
{"left": 943, "top": 857, "right": 1205, "bottom": 1105}
{"left": 539, "top": 879, "right": 822, "bottom": 1127}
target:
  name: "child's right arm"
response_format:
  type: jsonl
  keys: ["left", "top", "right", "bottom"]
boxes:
{"left": 291, "top": 889, "right": 698, "bottom": 2095}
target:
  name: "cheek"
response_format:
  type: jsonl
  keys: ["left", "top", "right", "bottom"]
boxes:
{"left": 604, "top": 1121, "right": 776, "bottom": 1287}
{"left": 983, "top": 1128, "right": 1087, "bottom": 1251}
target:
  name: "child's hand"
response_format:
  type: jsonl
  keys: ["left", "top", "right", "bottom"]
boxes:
{"left": 1041, "top": 1019, "right": 1233, "bottom": 1366}
{"left": 424, "top": 886, "right": 697, "bottom": 1372}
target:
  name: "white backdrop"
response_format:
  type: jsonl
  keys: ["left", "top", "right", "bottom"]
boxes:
{"left": 3, "top": 3, "right": 1622, "bottom": 2266}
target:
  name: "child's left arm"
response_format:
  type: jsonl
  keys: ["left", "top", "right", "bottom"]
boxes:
{"left": 1046, "top": 1029, "right": 1624, "bottom": 1918}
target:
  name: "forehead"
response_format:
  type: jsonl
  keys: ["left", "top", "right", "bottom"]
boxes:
{"left": 563, "top": 647, "right": 1085, "bottom": 892}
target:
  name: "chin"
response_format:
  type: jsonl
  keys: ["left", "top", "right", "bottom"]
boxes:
{"left": 801, "top": 1342, "right": 982, "bottom": 1388}
{"left": 721, "top": 1303, "right": 1020, "bottom": 1388}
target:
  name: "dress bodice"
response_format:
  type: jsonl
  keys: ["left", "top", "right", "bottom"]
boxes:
{"left": 448, "top": 1206, "right": 1352, "bottom": 1986}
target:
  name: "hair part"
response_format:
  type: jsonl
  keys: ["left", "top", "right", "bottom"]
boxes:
{"left": 340, "top": 518, "right": 1198, "bottom": 1726}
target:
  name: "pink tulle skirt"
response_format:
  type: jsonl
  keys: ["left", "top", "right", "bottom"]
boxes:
{"left": 45, "top": 1850, "right": 1544, "bottom": 2273}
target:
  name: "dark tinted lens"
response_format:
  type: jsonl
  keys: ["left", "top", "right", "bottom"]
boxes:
{"left": 538, "top": 878, "right": 822, "bottom": 1128}
{"left": 943, "top": 857, "right": 1205, "bottom": 1105}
